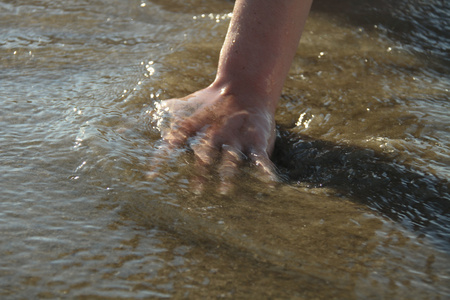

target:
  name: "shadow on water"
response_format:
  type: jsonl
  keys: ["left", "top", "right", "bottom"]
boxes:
{"left": 277, "top": 0, "right": 450, "bottom": 249}
{"left": 273, "top": 128, "right": 450, "bottom": 250}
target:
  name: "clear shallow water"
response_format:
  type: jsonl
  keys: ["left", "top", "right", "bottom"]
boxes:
{"left": 1, "top": 0, "right": 449, "bottom": 298}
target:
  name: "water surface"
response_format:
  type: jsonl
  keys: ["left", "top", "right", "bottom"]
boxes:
{"left": 1, "top": 0, "right": 449, "bottom": 298}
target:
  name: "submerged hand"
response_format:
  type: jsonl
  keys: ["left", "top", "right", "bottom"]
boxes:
{"left": 154, "top": 84, "right": 279, "bottom": 193}
{"left": 145, "top": 0, "right": 312, "bottom": 193}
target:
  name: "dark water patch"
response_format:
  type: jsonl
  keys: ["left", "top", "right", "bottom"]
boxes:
{"left": 273, "top": 128, "right": 450, "bottom": 249}
{"left": 312, "top": 0, "right": 450, "bottom": 72}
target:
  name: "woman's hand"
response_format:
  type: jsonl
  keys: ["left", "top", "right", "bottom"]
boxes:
{"left": 147, "top": 0, "right": 312, "bottom": 193}
{"left": 157, "top": 84, "right": 278, "bottom": 194}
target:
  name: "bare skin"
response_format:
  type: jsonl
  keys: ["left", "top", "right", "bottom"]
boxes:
{"left": 158, "top": 0, "right": 313, "bottom": 193}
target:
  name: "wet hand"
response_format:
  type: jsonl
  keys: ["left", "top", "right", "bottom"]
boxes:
{"left": 150, "top": 85, "right": 279, "bottom": 194}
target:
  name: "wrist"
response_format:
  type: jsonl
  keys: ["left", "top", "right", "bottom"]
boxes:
{"left": 209, "top": 76, "right": 281, "bottom": 115}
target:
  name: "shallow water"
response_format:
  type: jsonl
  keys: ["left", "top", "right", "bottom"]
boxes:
{"left": 1, "top": 0, "right": 449, "bottom": 298}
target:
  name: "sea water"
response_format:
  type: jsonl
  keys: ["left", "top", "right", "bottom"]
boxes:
{"left": 1, "top": 0, "right": 449, "bottom": 298}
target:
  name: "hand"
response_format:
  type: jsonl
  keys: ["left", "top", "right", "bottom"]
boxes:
{"left": 151, "top": 84, "right": 279, "bottom": 194}
{"left": 145, "top": 0, "right": 312, "bottom": 194}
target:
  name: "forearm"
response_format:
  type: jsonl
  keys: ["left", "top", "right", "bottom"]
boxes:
{"left": 213, "top": 0, "right": 312, "bottom": 112}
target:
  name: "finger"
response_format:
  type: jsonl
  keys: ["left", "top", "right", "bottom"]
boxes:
{"left": 248, "top": 150, "right": 280, "bottom": 185}
{"left": 191, "top": 137, "right": 218, "bottom": 166}
{"left": 163, "top": 119, "right": 192, "bottom": 147}
{"left": 218, "top": 144, "right": 246, "bottom": 195}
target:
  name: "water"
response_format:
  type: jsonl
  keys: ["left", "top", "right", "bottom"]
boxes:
{"left": 1, "top": 0, "right": 449, "bottom": 298}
